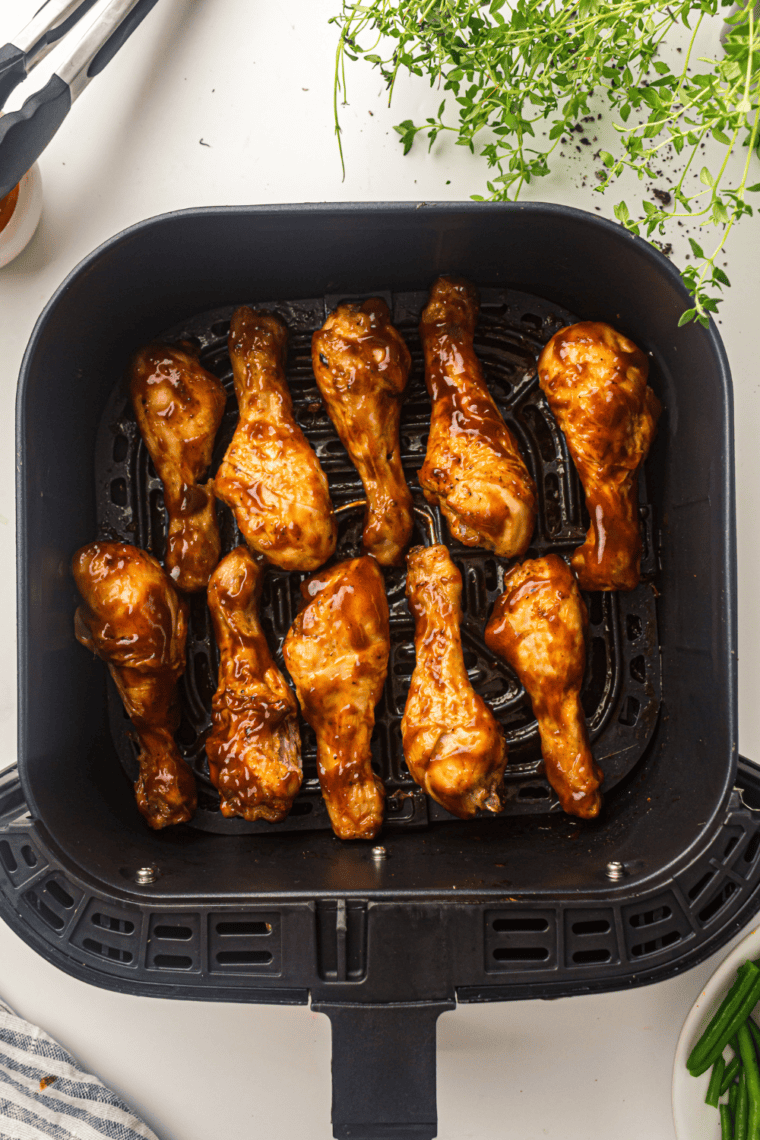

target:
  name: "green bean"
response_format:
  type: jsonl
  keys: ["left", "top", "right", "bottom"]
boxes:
{"left": 708, "top": 1055, "right": 727, "bottom": 1107}
{"left": 738, "top": 1022, "right": 760, "bottom": 1140}
{"left": 689, "top": 963, "right": 760, "bottom": 1076}
{"left": 723, "top": 1102, "right": 736, "bottom": 1140}
{"left": 722, "top": 1052, "right": 742, "bottom": 1095}
{"left": 750, "top": 1017, "right": 760, "bottom": 1053}
{"left": 737, "top": 1070, "right": 750, "bottom": 1140}
{"left": 732, "top": 1078, "right": 741, "bottom": 1117}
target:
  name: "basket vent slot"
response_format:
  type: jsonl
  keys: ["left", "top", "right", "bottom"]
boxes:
{"left": 618, "top": 696, "right": 640, "bottom": 726}
{"left": 518, "top": 785, "right": 551, "bottom": 801}
{"left": 0, "top": 841, "right": 17, "bottom": 874}
{"left": 24, "top": 877, "right": 81, "bottom": 934}
{"left": 623, "top": 891, "right": 690, "bottom": 961}
{"left": 630, "top": 930, "right": 681, "bottom": 958}
{"left": 745, "top": 831, "right": 760, "bottom": 865}
{"left": 24, "top": 890, "right": 64, "bottom": 931}
{"left": 698, "top": 880, "right": 737, "bottom": 925}
{"left": 572, "top": 919, "right": 610, "bottom": 935}
{"left": 147, "top": 913, "right": 200, "bottom": 973}
{"left": 216, "top": 950, "right": 272, "bottom": 966}
{"left": 216, "top": 920, "right": 271, "bottom": 936}
{"left": 486, "top": 909, "right": 556, "bottom": 972}
{"left": 687, "top": 869, "right": 716, "bottom": 901}
{"left": 492, "top": 917, "right": 548, "bottom": 933}
{"left": 154, "top": 924, "right": 192, "bottom": 941}
{"left": 46, "top": 880, "right": 74, "bottom": 909}
{"left": 209, "top": 912, "right": 281, "bottom": 974}
{"left": 91, "top": 913, "right": 135, "bottom": 935}
{"left": 153, "top": 954, "right": 193, "bottom": 970}
{"left": 572, "top": 948, "right": 611, "bottom": 964}
{"left": 629, "top": 905, "right": 672, "bottom": 928}
{"left": 493, "top": 946, "right": 549, "bottom": 962}
{"left": 626, "top": 614, "right": 643, "bottom": 641}
{"left": 82, "top": 937, "right": 133, "bottom": 964}
{"left": 564, "top": 909, "right": 618, "bottom": 968}
{"left": 71, "top": 900, "right": 141, "bottom": 968}
{"left": 21, "top": 845, "right": 37, "bottom": 868}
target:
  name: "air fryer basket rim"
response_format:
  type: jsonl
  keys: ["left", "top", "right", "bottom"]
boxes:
{"left": 9, "top": 200, "right": 751, "bottom": 1140}
{"left": 15, "top": 199, "right": 738, "bottom": 880}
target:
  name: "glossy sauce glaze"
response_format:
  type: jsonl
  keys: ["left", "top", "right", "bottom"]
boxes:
{"left": 130, "top": 341, "right": 226, "bottom": 593}
{"left": 282, "top": 556, "right": 389, "bottom": 840}
{"left": 538, "top": 321, "right": 661, "bottom": 591}
{"left": 206, "top": 546, "right": 302, "bottom": 821}
{"left": 216, "top": 306, "right": 337, "bottom": 572}
{"left": 419, "top": 276, "right": 537, "bottom": 558}
{"left": 72, "top": 541, "right": 197, "bottom": 828}
{"left": 485, "top": 554, "right": 602, "bottom": 819}
{"left": 402, "top": 544, "right": 507, "bottom": 818}
{"left": 312, "top": 299, "right": 414, "bottom": 566}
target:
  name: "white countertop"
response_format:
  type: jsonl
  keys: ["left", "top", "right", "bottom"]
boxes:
{"left": 0, "top": 2, "right": 758, "bottom": 1137}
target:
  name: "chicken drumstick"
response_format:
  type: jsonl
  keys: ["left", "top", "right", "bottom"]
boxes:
{"left": 312, "top": 299, "right": 414, "bottom": 566}
{"left": 73, "top": 541, "right": 197, "bottom": 828}
{"left": 537, "top": 321, "right": 661, "bottom": 591}
{"left": 283, "top": 556, "right": 389, "bottom": 840}
{"left": 130, "top": 342, "right": 226, "bottom": 592}
{"left": 215, "top": 306, "right": 337, "bottom": 572}
{"left": 419, "top": 276, "right": 537, "bottom": 558}
{"left": 485, "top": 553, "right": 602, "bottom": 819}
{"left": 402, "top": 544, "right": 507, "bottom": 818}
{"left": 206, "top": 546, "right": 302, "bottom": 822}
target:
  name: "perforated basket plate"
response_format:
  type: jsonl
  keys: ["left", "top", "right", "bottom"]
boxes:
{"left": 94, "top": 286, "right": 661, "bottom": 834}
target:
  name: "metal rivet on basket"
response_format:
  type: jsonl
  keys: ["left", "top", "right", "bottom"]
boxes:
{"left": 134, "top": 865, "right": 160, "bottom": 885}
{"left": 605, "top": 860, "right": 625, "bottom": 880}
{"left": 371, "top": 846, "right": 387, "bottom": 861}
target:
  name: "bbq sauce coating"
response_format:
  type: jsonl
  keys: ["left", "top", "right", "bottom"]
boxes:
{"left": 72, "top": 541, "right": 197, "bottom": 828}
{"left": 485, "top": 554, "right": 602, "bottom": 819}
{"left": 402, "top": 544, "right": 507, "bottom": 818}
{"left": 215, "top": 307, "right": 337, "bottom": 572}
{"left": 538, "top": 321, "right": 661, "bottom": 591}
{"left": 312, "top": 298, "right": 414, "bottom": 566}
{"left": 206, "top": 547, "right": 302, "bottom": 822}
{"left": 418, "top": 276, "right": 537, "bottom": 558}
{"left": 130, "top": 342, "right": 226, "bottom": 593}
{"left": 282, "top": 556, "right": 389, "bottom": 840}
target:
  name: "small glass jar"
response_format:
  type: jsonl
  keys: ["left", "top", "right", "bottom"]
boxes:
{"left": 0, "top": 162, "right": 42, "bottom": 268}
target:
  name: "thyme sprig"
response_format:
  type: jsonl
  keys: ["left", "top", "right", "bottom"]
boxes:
{"left": 332, "top": 0, "right": 760, "bottom": 326}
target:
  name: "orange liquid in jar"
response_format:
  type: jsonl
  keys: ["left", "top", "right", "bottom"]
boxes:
{"left": 0, "top": 184, "right": 19, "bottom": 234}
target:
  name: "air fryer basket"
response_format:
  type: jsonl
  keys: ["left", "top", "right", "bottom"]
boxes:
{"left": 4, "top": 203, "right": 757, "bottom": 1140}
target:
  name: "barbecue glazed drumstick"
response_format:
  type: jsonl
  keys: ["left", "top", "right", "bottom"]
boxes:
{"left": 72, "top": 541, "right": 197, "bottom": 829}
{"left": 485, "top": 554, "right": 602, "bottom": 819}
{"left": 130, "top": 342, "right": 226, "bottom": 592}
{"left": 402, "top": 544, "right": 507, "bottom": 818}
{"left": 206, "top": 546, "right": 301, "bottom": 821}
{"left": 283, "top": 556, "right": 389, "bottom": 839}
{"left": 418, "top": 277, "right": 537, "bottom": 558}
{"left": 537, "top": 321, "right": 661, "bottom": 591}
{"left": 215, "top": 307, "right": 336, "bottom": 573}
{"left": 312, "top": 299, "right": 414, "bottom": 566}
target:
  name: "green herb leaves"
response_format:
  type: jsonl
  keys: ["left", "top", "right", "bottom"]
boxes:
{"left": 332, "top": 0, "right": 760, "bottom": 326}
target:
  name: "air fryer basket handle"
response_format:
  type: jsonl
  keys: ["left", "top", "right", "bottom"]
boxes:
{"left": 313, "top": 1000, "right": 455, "bottom": 1140}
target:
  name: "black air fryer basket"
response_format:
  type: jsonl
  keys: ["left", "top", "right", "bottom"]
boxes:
{"left": 4, "top": 202, "right": 760, "bottom": 1140}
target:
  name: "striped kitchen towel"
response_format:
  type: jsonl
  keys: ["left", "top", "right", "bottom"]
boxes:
{"left": 0, "top": 997, "right": 159, "bottom": 1139}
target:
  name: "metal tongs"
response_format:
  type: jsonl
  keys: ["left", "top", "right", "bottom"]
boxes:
{"left": 0, "top": 0, "right": 160, "bottom": 200}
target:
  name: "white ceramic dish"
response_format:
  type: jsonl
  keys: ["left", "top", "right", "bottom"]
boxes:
{"left": 0, "top": 162, "right": 42, "bottom": 269}
{"left": 673, "top": 926, "right": 760, "bottom": 1139}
